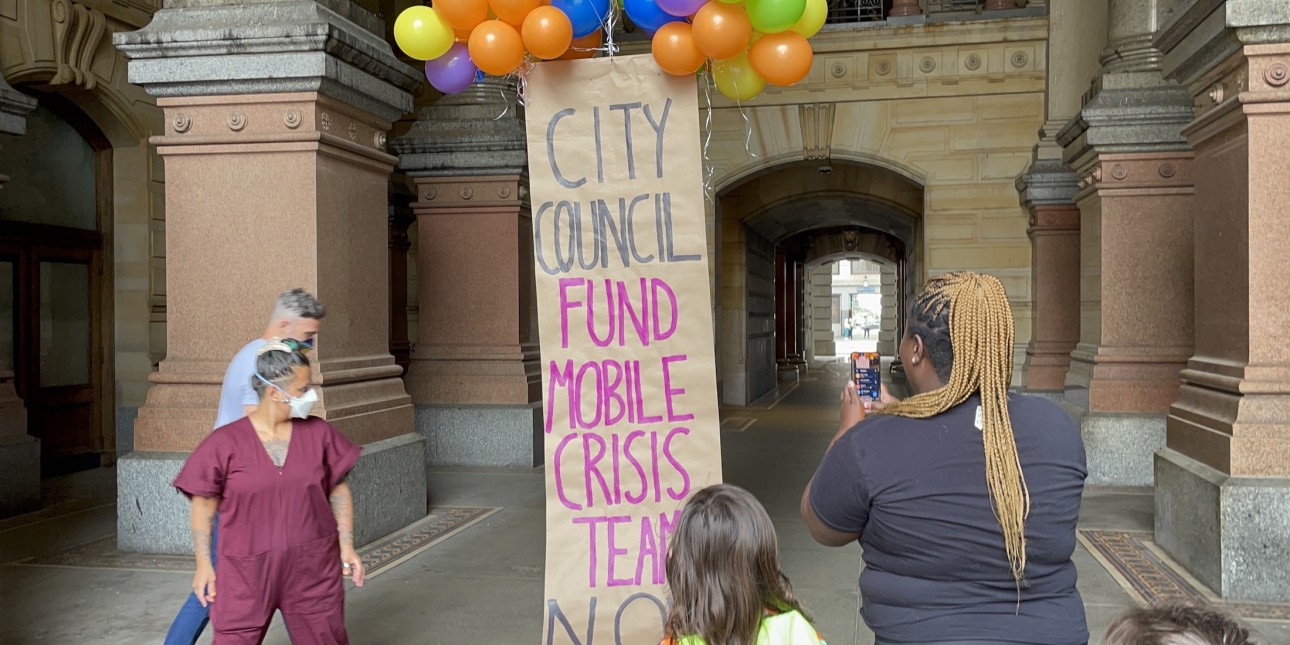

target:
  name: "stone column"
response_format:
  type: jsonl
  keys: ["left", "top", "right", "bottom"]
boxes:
{"left": 810, "top": 265, "right": 835, "bottom": 358}
{"left": 111, "top": 0, "right": 428, "bottom": 553}
{"left": 792, "top": 260, "right": 808, "bottom": 371}
{"left": 1056, "top": 0, "right": 1196, "bottom": 486}
{"left": 392, "top": 77, "right": 542, "bottom": 468}
{"left": 1153, "top": 2, "right": 1290, "bottom": 602}
{"left": 878, "top": 262, "right": 898, "bottom": 357}
{"left": 1017, "top": 0, "right": 1104, "bottom": 395}
{"left": 0, "top": 75, "right": 38, "bottom": 518}
{"left": 388, "top": 178, "right": 415, "bottom": 376}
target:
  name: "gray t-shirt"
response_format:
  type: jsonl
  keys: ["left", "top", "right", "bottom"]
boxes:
{"left": 809, "top": 394, "right": 1088, "bottom": 644}
{"left": 214, "top": 339, "right": 268, "bottom": 429}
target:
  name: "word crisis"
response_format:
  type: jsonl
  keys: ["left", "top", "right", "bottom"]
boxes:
{"left": 551, "top": 427, "right": 692, "bottom": 511}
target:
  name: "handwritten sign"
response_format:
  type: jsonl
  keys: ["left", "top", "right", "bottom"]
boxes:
{"left": 525, "top": 55, "right": 723, "bottom": 644}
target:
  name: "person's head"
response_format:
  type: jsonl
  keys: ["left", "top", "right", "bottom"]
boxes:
{"left": 264, "top": 288, "right": 325, "bottom": 348}
{"left": 878, "top": 272, "right": 1027, "bottom": 584}
{"left": 664, "top": 485, "right": 808, "bottom": 645}
{"left": 250, "top": 339, "right": 318, "bottom": 420}
{"left": 1104, "top": 604, "right": 1253, "bottom": 645}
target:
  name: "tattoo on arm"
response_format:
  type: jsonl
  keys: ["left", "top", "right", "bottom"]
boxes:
{"left": 191, "top": 497, "right": 218, "bottom": 567}
{"left": 329, "top": 483, "right": 355, "bottom": 550}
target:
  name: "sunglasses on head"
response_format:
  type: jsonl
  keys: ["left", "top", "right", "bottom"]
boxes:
{"left": 281, "top": 338, "right": 314, "bottom": 354}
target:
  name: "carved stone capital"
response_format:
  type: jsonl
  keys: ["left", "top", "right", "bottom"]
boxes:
{"left": 392, "top": 76, "right": 527, "bottom": 175}
{"left": 1017, "top": 158, "right": 1079, "bottom": 210}
{"left": 112, "top": 0, "right": 419, "bottom": 123}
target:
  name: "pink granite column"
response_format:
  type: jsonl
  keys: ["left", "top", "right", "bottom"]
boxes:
{"left": 1022, "top": 201, "right": 1080, "bottom": 392}
{"left": 1155, "top": 27, "right": 1290, "bottom": 601}
{"left": 394, "top": 77, "right": 541, "bottom": 467}
{"left": 1018, "top": 161, "right": 1081, "bottom": 392}
{"left": 113, "top": 0, "right": 427, "bottom": 553}
{"left": 1068, "top": 154, "right": 1194, "bottom": 414}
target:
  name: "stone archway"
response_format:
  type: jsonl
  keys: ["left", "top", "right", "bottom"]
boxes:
{"left": 2, "top": 0, "right": 165, "bottom": 463}
{"left": 715, "top": 161, "right": 923, "bottom": 406}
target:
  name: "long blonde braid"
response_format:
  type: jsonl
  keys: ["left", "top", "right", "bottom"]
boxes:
{"left": 876, "top": 272, "right": 1030, "bottom": 585}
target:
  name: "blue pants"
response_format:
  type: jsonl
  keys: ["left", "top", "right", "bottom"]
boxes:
{"left": 164, "top": 519, "right": 218, "bottom": 645}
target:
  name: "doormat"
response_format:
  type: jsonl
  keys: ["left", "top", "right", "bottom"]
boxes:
{"left": 1078, "top": 529, "right": 1290, "bottom": 623}
{"left": 6, "top": 506, "right": 502, "bottom": 581}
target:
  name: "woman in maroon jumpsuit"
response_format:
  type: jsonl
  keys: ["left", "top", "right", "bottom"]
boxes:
{"left": 175, "top": 340, "right": 363, "bottom": 644}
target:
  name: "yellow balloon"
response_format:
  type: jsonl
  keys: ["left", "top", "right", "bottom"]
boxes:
{"left": 790, "top": 0, "right": 825, "bottom": 38}
{"left": 713, "top": 51, "right": 765, "bottom": 101}
{"left": 394, "top": 6, "right": 455, "bottom": 61}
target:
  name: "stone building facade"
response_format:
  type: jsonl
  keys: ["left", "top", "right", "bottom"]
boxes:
{"left": 1, "top": 0, "right": 1287, "bottom": 602}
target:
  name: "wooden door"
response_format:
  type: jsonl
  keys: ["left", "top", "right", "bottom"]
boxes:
{"left": 0, "top": 227, "right": 102, "bottom": 473}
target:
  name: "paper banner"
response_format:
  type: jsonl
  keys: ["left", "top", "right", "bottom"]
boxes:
{"left": 525, "top": 54, "right": 723, "bottom": 644}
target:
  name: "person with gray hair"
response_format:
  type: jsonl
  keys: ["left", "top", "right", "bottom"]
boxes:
{"left": 1104, "top": 604, "right": 1254, "bottom": 645}
{"left": 175, "top": 339, "right": 363, "bottom": 644}
{"left": 164, "top": 288, "right": 325, "bottom": 645}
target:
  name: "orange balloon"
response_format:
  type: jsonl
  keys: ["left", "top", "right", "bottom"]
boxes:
{"left": 454, "top": 27, "right": 474, "bottom": 40}
{"left": 436, "top": 0, "right": 488, "bottom": 33}
{"left": 748, "top": 30, "right": 812, "bottom": 85}
{"left": 489, "top": 0, "right": 540, "bottom": 26}
{"left": 469, "top": 20, "right": 526, "bottom": 75}
{"left": 522, "top": 6, "right": 573, "bottom": 59}
{"left": 651, "top": 22, "right": 705, "bottom": 76}
{"left": 691, "top": 1, "right": 752, "bottom": 60}
{"left": 559, "top": 30, "right": 602, "bottom": 59}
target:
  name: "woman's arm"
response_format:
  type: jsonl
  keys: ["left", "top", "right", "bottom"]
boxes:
{"left": 329, "top": 481, "right": 365, "bottom": 587}
{"left": 190, "top": 496, "right": 219, "bottom": 606}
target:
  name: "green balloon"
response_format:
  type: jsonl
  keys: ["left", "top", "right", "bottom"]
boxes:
{"left": 746, "top": 0, "right": 806, "bottom": 33}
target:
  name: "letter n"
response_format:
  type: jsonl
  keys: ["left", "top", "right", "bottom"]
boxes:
{"left": 547, "top": 597, "right": 596, "bottom": 645}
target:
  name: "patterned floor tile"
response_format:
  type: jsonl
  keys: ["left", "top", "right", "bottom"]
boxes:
{"left": 1078, "top": 529, "right": 1290, "bottom": 623}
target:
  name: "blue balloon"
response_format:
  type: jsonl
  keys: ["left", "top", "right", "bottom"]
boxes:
{"left": 552, "top": 0, "right": 612, "bottom": 39}
{"left": 624, "top": 0, "right": 682, "bottom": 33}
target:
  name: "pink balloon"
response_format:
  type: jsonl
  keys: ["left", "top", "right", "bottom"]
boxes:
{"left": 656, "top": 0, "right": 705, "bottom": 17}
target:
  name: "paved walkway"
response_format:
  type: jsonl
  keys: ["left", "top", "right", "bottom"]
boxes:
{"left": 1, "top": 364, "right": 1285, "bottom": 644}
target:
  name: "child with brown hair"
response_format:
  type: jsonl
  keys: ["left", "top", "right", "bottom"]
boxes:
{"left": 663, "top": 484, "right": 826, "bottom": 645}
{"left": 1104, "top": 603, "right": 1254, "bottom": 645}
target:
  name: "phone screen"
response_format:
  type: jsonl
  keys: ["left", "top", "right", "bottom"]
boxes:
{"left": 851, "top": 351, "right": 881, "bottom": 400}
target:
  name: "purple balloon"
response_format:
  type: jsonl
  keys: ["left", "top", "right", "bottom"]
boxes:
{"left": 424, "top": 43, "right": 478, "bottom": 95}
{"left": 656, "top": 0, "right": 704, "bottom": 17}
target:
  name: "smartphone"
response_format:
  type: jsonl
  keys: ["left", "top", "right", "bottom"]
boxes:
{"left": 850, "top": 351, "right": 881, "bottom": 401}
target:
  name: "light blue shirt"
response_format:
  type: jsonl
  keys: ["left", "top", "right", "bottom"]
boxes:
{"left": 214, "top": 339, "right": 268, "bottom": 429}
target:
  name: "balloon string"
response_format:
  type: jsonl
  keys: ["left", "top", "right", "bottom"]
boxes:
{"left": 601, "top": 4, "right": 620, "bottom": 57}
{"left": 734, "top": 84, "right": 757, "bottom": 160}
{"left": 701, "top": 66, "right": 716, "bottom": 203}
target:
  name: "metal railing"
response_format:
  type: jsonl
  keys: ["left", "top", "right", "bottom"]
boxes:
{"left": 826, "top": 0, "right": 885, "bottom": 26}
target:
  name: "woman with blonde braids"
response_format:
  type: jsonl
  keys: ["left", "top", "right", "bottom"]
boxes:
{"left": 801, "top": 272, "right": 1088, "bottom": 645}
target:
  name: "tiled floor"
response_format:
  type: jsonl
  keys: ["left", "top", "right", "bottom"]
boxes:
{"left": 1, "top": 363, "right": 1287, "bottom": 644}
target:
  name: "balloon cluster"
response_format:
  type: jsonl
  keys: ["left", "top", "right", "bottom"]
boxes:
{"left": 395, "top": 0, "right": 608, "bottom": 94}
{"left": 394, "top": 0, "right": 821, "bottom": 99}
{"left": 646, "top": 0, "right": 823, "bottom": 100}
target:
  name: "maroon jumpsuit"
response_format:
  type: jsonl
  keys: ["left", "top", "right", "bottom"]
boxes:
{"left": 174, "top": 416, "right": 361, "bottom": 645}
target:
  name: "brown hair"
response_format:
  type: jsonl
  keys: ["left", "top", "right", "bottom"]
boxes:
{"left": 664, "top": 485, "right": 809, "bottom": 645}
{"left": 1103, "top": 604, "right": 1254, "bottom": 645}
{"left": 875, "top": 272, "right": 1029, "bottom": 585}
